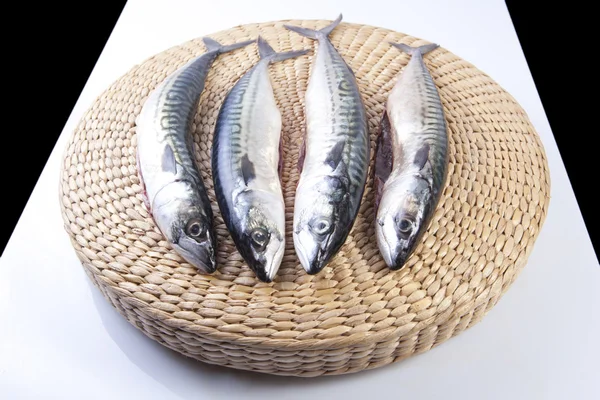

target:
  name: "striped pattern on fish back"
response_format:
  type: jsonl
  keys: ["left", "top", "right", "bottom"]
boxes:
{"left": 308, "top": 39, "right": 369, "bottom": 209}
{"left": 390, "top": 54, "right": 448, "bottom": 196}
{"left": 152, "top": 54, "right": 217, "bottom": 185}
{"left": 212, "top": 64, "right": 261, "bottom": 213}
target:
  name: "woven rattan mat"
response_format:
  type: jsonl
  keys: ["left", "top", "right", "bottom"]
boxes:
{"left": 59, "top": 19, "right": 551, "bottom": 377}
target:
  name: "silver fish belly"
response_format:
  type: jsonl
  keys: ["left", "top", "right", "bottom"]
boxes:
{"left": 212, "top": 37, "right": 307, "bottom": 282}
{"left": 375, "top": 43, "right": 449, "bottom": 270}
{"left": 286, "top": 15, "right": 370, "bottom": 275}
{"left": 136, "top": 37, "right": 252, "bottom": 273}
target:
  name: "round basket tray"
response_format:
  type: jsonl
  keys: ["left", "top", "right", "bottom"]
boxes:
{"left": 59, "top": 19, "right": 551, "bottom": 377}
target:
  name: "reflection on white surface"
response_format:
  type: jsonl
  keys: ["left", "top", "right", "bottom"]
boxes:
{"left": 1, "top": 0, "right": 599, "bottom": 399}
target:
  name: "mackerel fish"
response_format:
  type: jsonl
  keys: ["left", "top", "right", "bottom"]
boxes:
{"left": 212, "top": 37, "right": 308, "bottom": 282}
{"left": 375, "top": 43, "right": 449, "bottom": 269}
{"left": 285, "top": 15, "right": 370, "bottom": 275}
{"left": 136, "top": 37, "right": 253, "bottom": 273}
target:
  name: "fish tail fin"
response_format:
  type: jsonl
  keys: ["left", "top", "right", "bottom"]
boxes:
{"left": 318, "top": 14, "right": 343, "bottom": 36}
{"left": 284, "top": 14, "right": 343, "bottom": 40}
{"left": 257, "top": 36, "right": 309, "bottom": 63}
{"left": 202, "top": 37, "right": 254, "bottom": 54}
{"left": 390, "top": 42, "right": 439, "bottom": 56}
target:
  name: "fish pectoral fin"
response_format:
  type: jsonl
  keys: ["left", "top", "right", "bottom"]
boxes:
{"left": 161, "top": 144, "right": 178, "bottom": 175}
{"left": 414, "top": 143, "right": 430, "bottom": 170}
{"left": 324, "top": 141, "right": 345, "bottom": 169}
{"left": 241, "top": 154, "right": 256, "bottom": 185}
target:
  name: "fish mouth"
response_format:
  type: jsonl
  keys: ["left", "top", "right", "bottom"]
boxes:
{"left": 378, "top": 236, "right": 395, "bottom": 268}
{"left": 306, "top": 245, "right": 335, "bottom": 275}
{"left": 390, "top": 249, "right": 410, "bottom": 271}
{"left": 244, "top": 240, "right": 285, "bottom": 283}
{"left": 250, "top": 265, "right": 272, "bottom": 283}
{"left": 376, "top": 219, "right": 412, "bottom": 270}
{"left": 381, "top": 237, "right": 412, "bottom": 271}
{"left": 294, "top": 233, "right": 311, "bottom": 273}
{"left": 246, "top": 259, "right": 276, "bottom": 283}
{"left": 306, "top": 256, "right": 327, "bottom": 275}
{"left": 173, "top": 241, "right": 216, "bottom": 274}
{"left": 265, "top": 242, "right": 285, "bottom": 282}
{"left": 293, "top": 229, "right": 332, "bottom": 275}
{"left": 376, "top": 218, "right": 395, "bottom": 268}
{"left": 387, "top": 235, "right": 413, "bottom": 271}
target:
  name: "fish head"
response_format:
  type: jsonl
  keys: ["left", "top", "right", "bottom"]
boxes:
{"left": 152, "top": 181, "right": 216, "bottom": 273}
{"left": 376, "top": 175, "right": 432, "bottom": 270}
{"left": 293, "top": 175, "right": 350, "bottom": 274}
{"left": 235, "top": 190, "right": 285, "bottom": 283}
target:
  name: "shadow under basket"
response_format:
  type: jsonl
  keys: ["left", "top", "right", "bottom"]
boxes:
{"left": 59, "top": 19, "right": 551, "bottom": 377}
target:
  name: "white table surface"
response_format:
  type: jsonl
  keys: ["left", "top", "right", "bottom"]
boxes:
{"left": 1, "top": 0, "right": 598, "bottom": 398}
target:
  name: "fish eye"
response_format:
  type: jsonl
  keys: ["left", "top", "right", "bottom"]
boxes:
{"left": 310, "top": 218, "right": 333, "bottom": 236}
{"left": 186, "top": 218, "right": 205, "bottom": 238}
{"left": 396, "top": 217, "right": 414, "bottom": 234}
{"left": 250, "top": 228, "right": 270, "bottom": 250}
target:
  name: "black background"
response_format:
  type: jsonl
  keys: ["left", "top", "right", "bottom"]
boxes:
{"left": 1, "top": 2, "right": 597, "bottom": 261}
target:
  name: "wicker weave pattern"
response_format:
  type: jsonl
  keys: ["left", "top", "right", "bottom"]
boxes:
{"left": 59, "top": 20, "right": 550, "bottom": 377}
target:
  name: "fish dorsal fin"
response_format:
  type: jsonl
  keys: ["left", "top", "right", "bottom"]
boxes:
{"left": 414, "top": 143, "right": 430, "bottom": 170}
{"left": 161, "top": 144, "right": 178, "bottom": 175}
{"left": 241, "top": 154, "right": 256, "bottom": 185}
{"left": 324, "top": 141, "right": 345, "bottom": 169}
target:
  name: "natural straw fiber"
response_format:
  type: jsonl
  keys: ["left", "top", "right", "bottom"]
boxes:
{"left": 59, "top": 20, "right": 551, "bottom": 377}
